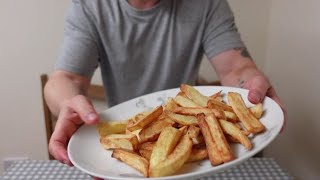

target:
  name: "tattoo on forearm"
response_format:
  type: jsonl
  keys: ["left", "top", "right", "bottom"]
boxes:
{"left": 238, "top": 79, "right": 245, "bottom": 88}
{"left": 234, "top": 48, "right": 252, "bottom": 59}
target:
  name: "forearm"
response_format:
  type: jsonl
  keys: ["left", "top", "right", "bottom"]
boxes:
{"left": 44, "top": 71, "right": 90, "bottom": 116}
{"left": 210, "top": 48, "right": 268, "bottom": 87}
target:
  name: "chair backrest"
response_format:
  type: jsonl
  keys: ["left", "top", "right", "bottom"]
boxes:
{"left": 40, "top": 74, "right": 106, "bottom": 160}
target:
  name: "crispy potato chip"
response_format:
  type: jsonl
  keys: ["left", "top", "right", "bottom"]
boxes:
{"left": 174, "top": 95, "right": 202, "bottom": 108}
{"left": 180, "top": 84, "right": 209, "bottom": 107}
{"left": 164, "top": 97, "right": 180, "bottom": 111}
{"left": 249, "top": 103, "right": 263, "bottom": 119}
{"left": 223, "top": 111, "right": 239, "bottom": 122}
{"left": 127, "top": 106, "right": 163, "bottom": 131}
{"left": 186, "top": 125, "right": 200, "bottom": 139}
{"left": 126, "top": 128, "right": 142, "bottom": 142}
{"left": 139, "top": 149, "right": 152, "bottom": 160}
{"left": 205, "top": 114, "right": 234, "bottom": 163}
{"left": 140, "top": 144, "right": 207, "bottom": 163}
{"left": 227, "top": 92, "right": 265, "bottom": 134}
{"left": 139, "top": 141, "right": 155, "bottom": 151}
{"left": 186, "top": 147, "right": 208, "bottom": 163}
{"left": 139, "top": 118, "right": 175, "bottom": 143}
{"left": 197, "top": 114, "right": 223, "bottom": 166}
{"left": 100, "top": 134, "right": 139, "bottom": 151}
{"left": 165, "top": 110, "right": 198, "bottom": 126}
{"left": 97, "top": 120, "right": 128, "bottom": 137}
{"left": 207, "top": 99, "right": 234, "bottom": 112}
{"left": 149, "top": 134, "right": 192, "bottom": 177}
{"left": 219, "top": 119, "right": 252, "bottom": 150}
{"left": 149, "top": 127, "right": 183, "bottom": 168}
{"left": 208, "top": 90, "right": 222, "bottom": 100}
{"left": 172, "top": 107, "right": 224, "bottom": 119}
{"left": 112, "top": 149, "right": 149, "bottom": 177}
{"left": 191, "top": 133, "right": 205, "bottom": 145}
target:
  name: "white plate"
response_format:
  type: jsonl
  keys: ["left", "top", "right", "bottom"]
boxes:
{"left": 68, "top": 86, "right": 284, "bottom": 180}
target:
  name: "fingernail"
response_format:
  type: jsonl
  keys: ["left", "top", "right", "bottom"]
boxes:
{"left": 86, "top": 112, "right": 98, "bottom": 122}
{"left": 251, "top": 92, "right": 261, "bottom": 102}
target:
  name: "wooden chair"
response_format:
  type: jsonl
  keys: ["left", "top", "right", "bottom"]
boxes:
{"left": 40, "top": 74, "right": 106, "bottom": 160}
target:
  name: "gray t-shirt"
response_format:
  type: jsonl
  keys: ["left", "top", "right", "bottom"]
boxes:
{"left": 56, "top": 0, "right": 245, "bottom": 106}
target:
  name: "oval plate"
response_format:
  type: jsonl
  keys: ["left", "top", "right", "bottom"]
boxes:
{"left": 68, "top": 86, "right": 284, "bottom": 180}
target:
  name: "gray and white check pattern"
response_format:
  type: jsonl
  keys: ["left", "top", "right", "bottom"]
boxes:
{"left": 1, "top": 158, "right": 294, "bottom": 180}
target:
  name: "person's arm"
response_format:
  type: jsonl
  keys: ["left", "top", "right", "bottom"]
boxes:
{"left": 45, "top": 70, "right": 90, "bottom": 116}
{"left": 44, "top": 70, "right": 99, "bottom": 165}
{"left": 210, "top": 48, "right": 286, "bottom": 129}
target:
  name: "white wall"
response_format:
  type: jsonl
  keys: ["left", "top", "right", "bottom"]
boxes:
{"left": 0, "top": 0, "right": 71, "bottom": 174}
{"left": 265, "top": 0, "right": 320, "bottom": 179}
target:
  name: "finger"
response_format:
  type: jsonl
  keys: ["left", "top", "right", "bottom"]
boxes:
{"left": 244, "top": 76, "right": 270, "bottom": 104}
{"left": 91, "top": 176, "right": 104, "bottom": 180}
{"left": 49, "top": 107, "right": 80, "bottom": 164}
{"left": 49, "top": 140, "right": 73, "bottom": 166}
{"left": 70, "top": 95, "right": 99, "bottom": 124}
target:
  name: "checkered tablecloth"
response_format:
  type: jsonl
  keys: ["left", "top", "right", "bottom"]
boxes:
{"left": 1, "top": 158, "right": 294, "bottom": 180}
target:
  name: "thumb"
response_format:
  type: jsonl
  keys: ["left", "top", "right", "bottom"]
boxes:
{"left": 244, "top": 76, "right": 270, "bottom": 104}
{"left": 70, "top": 95, "right": 99, "bottom": 124}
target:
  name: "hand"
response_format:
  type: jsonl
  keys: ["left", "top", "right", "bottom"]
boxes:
{"left": 242, "top": 75, "right": 287, "bottom": 132}
{"left": 48, "top": 95, "right": 99, "bottom": 165}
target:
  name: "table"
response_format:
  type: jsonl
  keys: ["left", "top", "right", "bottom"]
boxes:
{"left": 1, "top": 158, "right": 294, "bottom": 180}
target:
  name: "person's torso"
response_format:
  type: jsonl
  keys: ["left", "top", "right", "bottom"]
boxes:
{"left": 84, "top": 0, "right": 209, "bottom": 106}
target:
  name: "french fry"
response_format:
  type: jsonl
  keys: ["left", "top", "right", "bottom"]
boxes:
{"left": 205, "top": 114, "right": 234, "bottom": 163}
{"left": 100, "top": 134, "right": 139, "bottom": 151}
{"left": 219, "top": 119, "right": 252, "bottom": 150}
{"left": 191, "top": 133, "right": 205, "bottom": 145}
{"left": 227, "top": 92, "right": 265, "bottom": 134}
{"left": 186, "top": 147, "right": 208, "bottom": 163}
{"left": 249, "top": 103, "right": 263, "bottom": 119}
{"left": 164, "top": 97, "right": 180, "bottom": 111}
{"left": 165, "top": 111, "right": 198, "bottom": 126}
{"left": 174, "top": 95, "right": 202, "bottom": 108}
{"left": 197, "top": 114, "right": 223, "bottom": 166}
{"left": 141, "top": 146, "right": 207, "bottom": 163}
{"left": 139, "top": 141, "right": 155, "bottom": 151}
{"left": 225, "top": 134, "right": 240, "bottom": 143}
{"left": 180, "top": 84, "right": 209, "bottom": 107}
{"left": 149, "top": 127, "right": 183, "bottom": 168}
{"left": 186, "top": 125, "right": 200, "bottom": 139}
{"left": 208, "top": 90, "right": 222, "bottom": 100}
{"left": 179, "top": 126, "right": 189, "bottom": 135}
{"left": 131, "top": 109, "right": 153, "bottom": 123}
{"left": 207, "top": 99, "right": 234, "bottom": 112}
{"left": 97, "top": 120, "right": 128, "bottom": 136}
{"left": 126, "top": 129, "right": 142, "bottom": 142}
{"left": 223, "top": 111, "right": 239, "bottom": 122}
{"left": 127, "top": 106, "right": 163, "bottom": 131}
{"left": 112, "top": 149, "right": 149, "bottom": 177}
{"left": 139, "top": 118, "right": 175, "bottom": 143}
{"left": 172, "top": 107, "right": 224, "bottom": 119}
{"left": 149, "top": 134, "right": 192, "bottom": 177}
{"left": 139, "top": 149, "right": 152, "bottom": 160}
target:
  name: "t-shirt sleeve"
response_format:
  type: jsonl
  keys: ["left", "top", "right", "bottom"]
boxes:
{"left": 202, "top": 0, "right": 245, "bottom": 60}
{"left": 55, "top": 0, "right": 99, "bottom": 78}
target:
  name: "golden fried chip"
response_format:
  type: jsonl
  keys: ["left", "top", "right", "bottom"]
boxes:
{"left": 227, "top": 92, "right": 265, "bottom": 134}
{"left": 112, "top": 149, "right": 149, "bottom": 177}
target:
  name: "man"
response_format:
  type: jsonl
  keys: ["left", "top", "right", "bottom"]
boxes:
{"left": 45, "top": 0, "right": 285, "bottom": 170}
